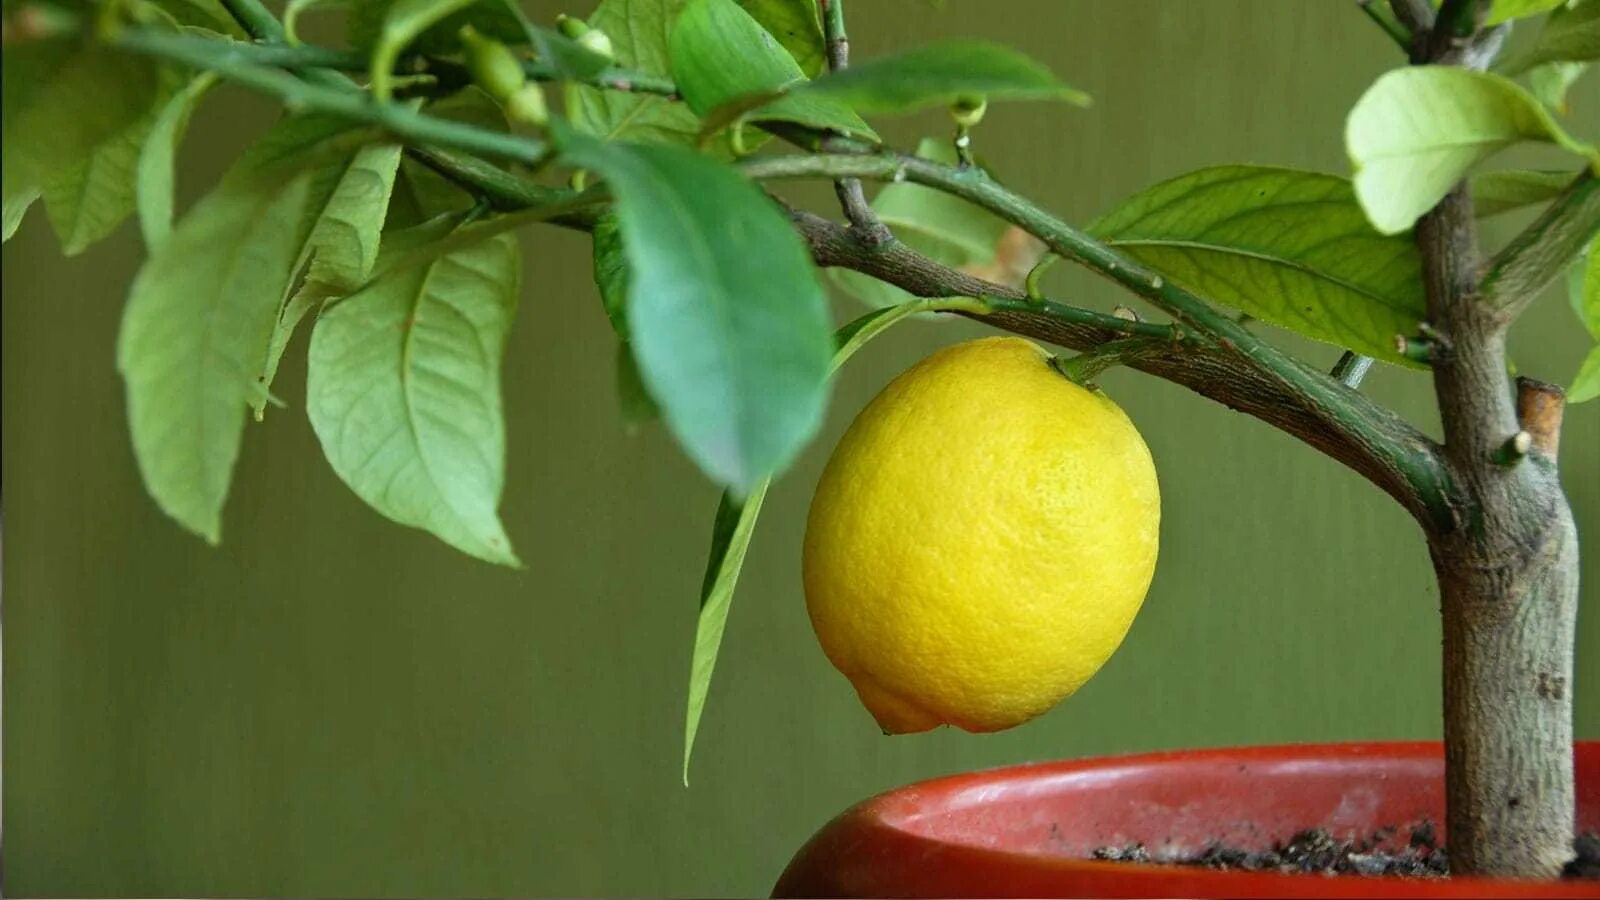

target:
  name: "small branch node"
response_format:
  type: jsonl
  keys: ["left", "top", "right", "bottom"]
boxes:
{"left": 1111, "top": 305, "right": 1141, "bottom": 322}
{"left": 1330, "top": 350, "right": 1376, "bottom": 389}
{"left": 1491, "top": 430, "right": 1534, "bottom": 466}
{"left": 1515, "top": 376, "right": 1565, "bottom": 459}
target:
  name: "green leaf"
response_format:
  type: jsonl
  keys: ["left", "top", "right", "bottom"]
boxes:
{"left": 1089, "top": 165, "right": 1426, "bottom": 365}
{"left": 1577, "top": 243, "right": 1600, "bottom": 337}
{"left": 1570, "top": 345, "right": 1600, "bottom": 402}
{"left": 251, "top": 140, "right": 405, "bottom": 418}
{"left": 565, "top": 0, "right": 705, "bottom": 146}
{"left": 1487, "top": 0, "right": 1568, "bottom": 25}
{"left": 1502, "top": 0, "right": 1600, "bottom": 73}
{"left": 830, "top": 137, "right": 1017, "bottom": 306}
{"left": 681, "top": 297, "right": 977, "bottom": 783}
{"left": 40, "top": 66, "right": 189, "bottom": 256}
{"left": 118, "top": 165, "right": 321, "bottom": 542}
{"left": 670, "top": 0, "right": 874, "bottom": 141}
{"left": 682, "top": 484, "right": 767, "bottom": 784}
{"left": 300, "top": 141, "right": 405, "bottom": 292}
{"left": 116, "top": 113, "right": 384, "bottom": 541}
{"left": 306, "top": 216, "right": 522, "bottom": 565}
{"left": 1470, "top": 169, "right": 1575, "bottom": 216}
{"left": 558, "top": 126, "right": 833, "bottom": 493}
{"left": 2, "top": 187, "right": 38, "bottom": 241}
{"left": 1528, "top": 60, "right": 1589, "bottom": 112}
{"left": 737, "top": 0, "right": 824, "bottom": 76}
{"left": 3, "top": 44, "right": 163, "bottom": 210}
{"left": 1346, "top": 66, "right": 1598, "bottom": 234}
{"left": 591, "top": 211, "right": 629, "bottom": 338}
{"left": 136, "top": 72, "right": 217, "bottom": 251}
{"left": 798, "top": 39, "right": 1090, "bottom": 116}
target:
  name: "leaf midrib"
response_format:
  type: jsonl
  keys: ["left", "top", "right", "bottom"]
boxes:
{"left": 1103, "top": 237, "right": 1415, "bottom": 313}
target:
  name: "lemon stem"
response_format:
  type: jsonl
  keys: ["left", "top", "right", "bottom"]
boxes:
{"left": 1050, "top": 337, "right": 1163, "bottom": 387}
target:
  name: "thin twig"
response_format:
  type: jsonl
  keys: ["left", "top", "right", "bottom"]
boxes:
{"left": 217, "top": 0, "right": 280, "bottom": 41}
{"left": 818, "top": 0, "right": 890, "bottom": 247}
{"left": 1357, "top": 0, "right": 1412, "bottom": 50}
{"left": 114, "top": 28, "right": 550, "bottom": 165}
{"left": 1480, "top": 173, "right": 1600, "bottom": 315}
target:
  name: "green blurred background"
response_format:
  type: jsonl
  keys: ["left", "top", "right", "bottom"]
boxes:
{"left": 4, "top": 1, "right": 1598, "bottom": 895}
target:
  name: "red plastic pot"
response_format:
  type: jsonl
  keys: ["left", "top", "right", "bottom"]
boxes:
{"left": 774, "top": 742, "right": 1600, "bottom": 898}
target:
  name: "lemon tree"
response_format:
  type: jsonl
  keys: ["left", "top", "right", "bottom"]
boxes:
{"left": 5, "top": 0, "right": 1598, "bottom": 877}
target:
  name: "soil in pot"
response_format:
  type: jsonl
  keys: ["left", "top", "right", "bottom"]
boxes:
{"left": 1091, "top": 824, "right": 1600, "bottom": 880}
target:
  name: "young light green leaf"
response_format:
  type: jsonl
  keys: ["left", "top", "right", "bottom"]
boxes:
{"left": 1501, "top": 0, "right": 1600, "bottom": 73}
{"left": 1528, "top": 61, "right": 1589, "bottom": 112}
{"left": 3, "top": 46, "right": 163, "bottom": 211}
{"left": 670, "top": 0, "right": 875, "bottom": 141}
{"left": 42, "top": 124, "right": 148, "bottom": 255}
{"left": 118, "top": 169, "right": 319, "bottom": 542}
{"left": 1346, "top": 66, "right": 1598, "bottom": 234}
{"left": 1089, "top": 165, "right": 1426, "bottom": 365}
{"left": 2, "top": 187, "right": 38, "bottom": 241}
{"left": 798, "top": 39, "right": 1090, "bottom": 116}
{"left": 118, "top": 114, "right": 385, "bottom": 541}
{"left": 1470, "top": 169, "right": 1575, "bottom": 216}
{"left": 681, "top": 296, "right": 985, "bottom": 783}
{"left": 300, "top": 141, "right": 404, "bottom": 291}
{"left": 738, "top": 0, "right": 825, "bottom": 76}
{"left": 558, "top": 127, "right": 833, "bottom": 493}
{"left": 137, "top": 72, "right": 217, "bottom": 251}
{"left": 41, "top": 65, "right": 190, "bottom": 256}
{"left": 566, "top": 0, "right": 706, "bottom": 146}
{"left": 831, "top": 137, "right": 1018, "bottom": 306}
{"left": 306, "top": 218, "right": 522, "bottom": 565}
{"left": 1487, "top": 0, "right": 1568, "bottom": 25}
{"left": 249, "top": 140, "right": 403, "bottom": 419}
{"left": 250, "top": 140, "right": 405, "bottom": 418}
{"left": 1570, "top": 345, "right": 1600, "bottom": 402}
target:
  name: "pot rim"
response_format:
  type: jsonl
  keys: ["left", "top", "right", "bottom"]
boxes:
{"left": 774, "top": 740, "right": 1600, "bottom": 899}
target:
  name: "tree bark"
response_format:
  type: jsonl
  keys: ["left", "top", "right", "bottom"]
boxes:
{"left": 1419, "top": 187, "right": 1580, "bottom": 878}
{"left": 1432, "top": 506, "right": 1578, "bottom": 877}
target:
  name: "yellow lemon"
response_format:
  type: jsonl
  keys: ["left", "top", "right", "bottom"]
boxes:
{"left": 802, "top": 336, "right": 1160, "bottom": 733}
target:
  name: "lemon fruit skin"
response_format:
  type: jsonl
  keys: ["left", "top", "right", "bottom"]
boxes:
{"left": 802, "top": 336, "right": 1160, "bottom": 734}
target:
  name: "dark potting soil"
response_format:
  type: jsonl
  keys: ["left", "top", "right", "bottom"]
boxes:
{"left": 1090, "top": 823, "right": 1600, "bottom": 880}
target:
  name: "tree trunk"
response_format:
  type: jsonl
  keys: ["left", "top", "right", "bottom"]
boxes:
{"left": 1419, "top": 184, "right": 1580, "bottom": 878}
{"left": 1431, "top": 495, "right": 1578, "bottom": 877}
